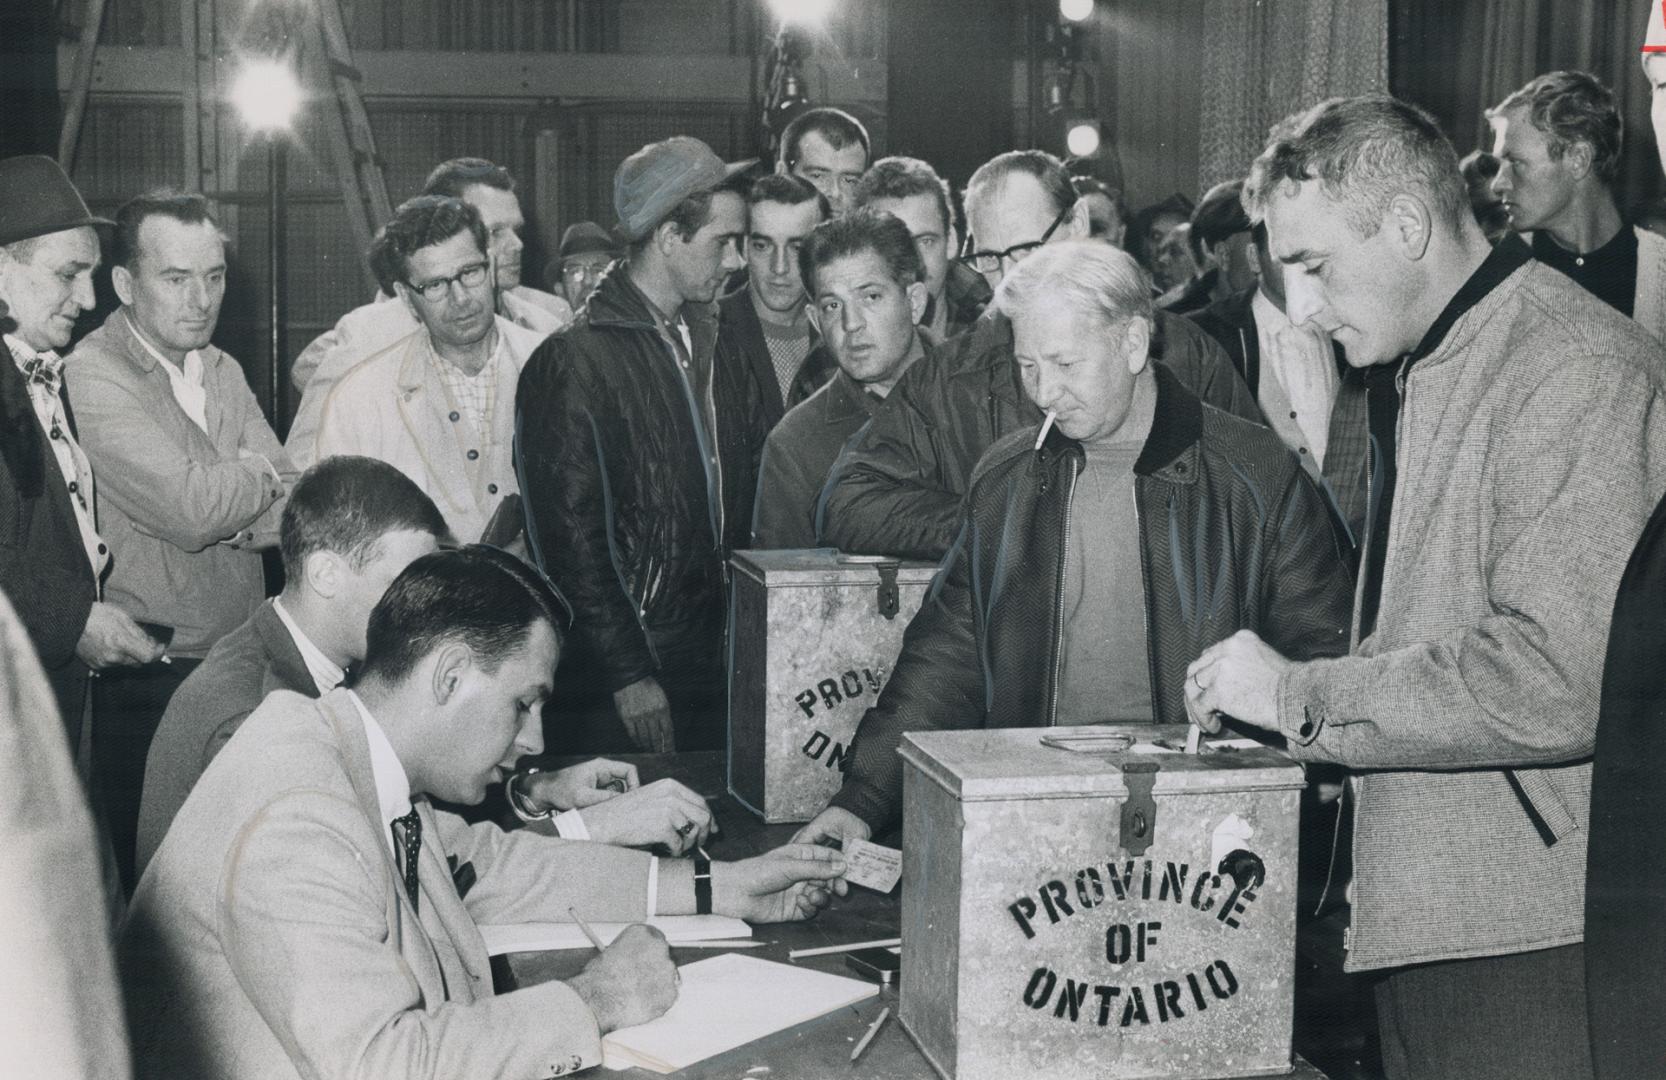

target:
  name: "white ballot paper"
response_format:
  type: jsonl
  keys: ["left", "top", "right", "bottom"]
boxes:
{"left": 602, "top": 952, "right": 878, "bottom": 1073}
{"left": 841, "top": 838, "right": 902, "bottom": 893}
{"left": 477, "top": 914, "right": 750, "bottom": 956}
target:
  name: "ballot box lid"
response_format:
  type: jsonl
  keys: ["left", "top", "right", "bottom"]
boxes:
{"left": 899, "top": 725, "right": 1305, "bottom": 803}
{"left": 732, "top": 549, "right": 939, "bottom": 586}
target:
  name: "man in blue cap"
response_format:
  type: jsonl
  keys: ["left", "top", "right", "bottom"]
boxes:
{"left": 517, "top": 136, "right": 770, "bottom": 754}
{"left": 0, "top": 155, "right": 163, "bottom": 757}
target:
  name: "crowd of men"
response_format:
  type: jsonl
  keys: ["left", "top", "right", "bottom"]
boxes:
{"left": 7, "top": 49, "right": 1666, "bottom": 1080}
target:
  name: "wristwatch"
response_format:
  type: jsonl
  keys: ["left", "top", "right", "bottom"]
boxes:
{"left": 506, "top": 767, "right": 554, "bottom": 823}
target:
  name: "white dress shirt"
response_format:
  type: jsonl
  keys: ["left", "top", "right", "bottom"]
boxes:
{"left": 5, "top": 334, "right": 108, "bottom": 577}
{"left": 125, "top": 313, "right": 209, "bottom": 435}
{"left": 1252, "top": 288, "right": 1339, "bottom": 472}
{"left": 347, "top": 690, "right": 413, "bottom": 863}
{"left": 270, "top": 597, "right": 346, "bottom": 695}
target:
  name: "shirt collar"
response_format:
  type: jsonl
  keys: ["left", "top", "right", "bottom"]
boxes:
{"left": 4, "top": 334, "right": 62, "bottom": 389}
{"left": 125, "top": 311, "right": 203, "bottom": 383}
{"left": 271, "top": 597, "right": 346, "bottom": 695}
{"left": 1404, "top": 232, "right": 1533, "bottom": 368}
{"left": 347, "top": 689, "right": 413, "bottom": 825}
{"left": 1251, "top": 286, "right": 1290, "bottom": 331}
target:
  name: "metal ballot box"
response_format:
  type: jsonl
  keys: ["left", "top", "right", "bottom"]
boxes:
{"left": 898, "top": 726, "right": 1306, "bottom": 1080}
{"left": 727, "top": 549, "right": 938, "bottom": 823}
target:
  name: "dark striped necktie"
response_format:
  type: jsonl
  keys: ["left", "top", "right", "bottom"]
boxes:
{"left": 391, "top": 808, "right": 422, "bottom": 913}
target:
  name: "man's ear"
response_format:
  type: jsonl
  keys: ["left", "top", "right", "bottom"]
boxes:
{"left": 805, "top": 298, "right": 823, "bottom": 336}
{"left": 907, "top": 281, "right": 929, "bottom": 325}
{"left": 1124, "top": 316, "right": 1152, "bottom": 375}
{"left": 393, "top": 281, "right": 420, "bottom": 319}
{"left": 1564, "top": 139, "right": 1596, "bottom": 181}
{"left": 1384, "top": 194, "right": 1433, "bottom": 262}
{"left": 1063, "top": 198, "right": 1092, "bottom": 240}
{"left": 430, "top": 641, "right": 472, "bottom": 706}
{"left": 652, "top": 218, "right": 683, "bottom": 257}
{"left": 303, "top": 550, "right": 343, "bottom": 601}
{"left": 112, "top": 264, "right": 135, "bottom": 307}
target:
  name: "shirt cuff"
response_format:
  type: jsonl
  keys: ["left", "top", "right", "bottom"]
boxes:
{"left": 552, "top": 808, "right": 589, "bottom": 840}
{"left": 647, "top": 856, "right": 660, "bottom": 917}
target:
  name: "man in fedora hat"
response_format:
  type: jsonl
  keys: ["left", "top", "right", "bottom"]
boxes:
{"left": 517, "top": 136, "right": 771, "bottom": 754}
{"left": 0, "top": 154, "right": 163, "bottom": 756}
{"left": 547, "top": 221, "right": 620, "bottom": 313}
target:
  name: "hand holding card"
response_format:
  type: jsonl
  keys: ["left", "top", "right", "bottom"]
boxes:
{"left": 840, "top": 838, "right": 902, "bottom": 893}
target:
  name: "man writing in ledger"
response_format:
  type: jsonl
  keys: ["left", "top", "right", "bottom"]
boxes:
{"left": 123, "top": 545, "right": 846, "bottom": 1079}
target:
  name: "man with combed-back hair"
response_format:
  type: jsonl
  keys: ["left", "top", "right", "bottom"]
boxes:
{"left": 122, "top": 545, "right": 846, "bottom": 1080}
{"left": 1183, "top": 94, "right": 1666, "bottom": 1080}
{"left": 796, "top": 239, "right": 1350, "bottom": 852}
{"left": 853, "top": 155, "right": 990, "bottom": 339}
{"left": 819, "top": 148, "right": 1262, "bottom": 562}
{"left": 776, "top": 107, "right": 870, "bottom": 217}
{"left": 303, "top": 195, "right": 548, "bottom": 544}
{"left": 1487, "top": 70, "right": 1666, "bottom": 339}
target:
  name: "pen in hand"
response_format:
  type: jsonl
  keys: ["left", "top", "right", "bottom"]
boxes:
{"left": 568, "top": 906, "right": 606, "bottom": 952}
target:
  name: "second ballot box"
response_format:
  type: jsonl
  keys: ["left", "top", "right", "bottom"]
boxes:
{"left": 727, "top": 549, "right": 938, "bottom": 823}
{"left": 898, "top": 725, "right": 1306, "bottom": 1080}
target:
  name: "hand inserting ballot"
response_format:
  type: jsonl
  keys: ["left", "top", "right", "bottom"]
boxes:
{"left": 1184, "top": 629, "right": 1294, "bottom": 736}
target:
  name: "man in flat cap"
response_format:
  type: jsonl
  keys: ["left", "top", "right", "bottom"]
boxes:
{"left": 0, "top": 155, "right": 162, "bottom": 758}
{"left": 547, "top": 221, "right": 620, "bottom": 314}
{"left": 517, "top": 136, "right": 770, "bottom": 754}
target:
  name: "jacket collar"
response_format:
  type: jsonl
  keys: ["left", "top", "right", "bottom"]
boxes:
{"left": 1405, "top": 231, "right": 1533, "bottom": 370}
{"left": 251, "top": 600, "right": 319, "bottom": 699}
{"left": 584, "top": 260, "right": 720, "bottom": 336}
{"left": 1038, "top": 362, "right": 1202, "bottom": 481}
{"left": 109, "top": 308, "right": 220, "bottom": 375}
{"left": 823, "top": 367, "right": 880, "bottom": 425}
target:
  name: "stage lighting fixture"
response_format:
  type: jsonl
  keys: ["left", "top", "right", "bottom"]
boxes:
{"left": 768, "top": 0, "right": 834, "bottom": 27}
{"left": 1059, "top": 0, "right": 1094, "bottom": 23}
{"left": 230, "top": 58, "right": 302, "bottom": 132}
{"left": 1066, "top": 120, "right": 1101, "bottom": 159}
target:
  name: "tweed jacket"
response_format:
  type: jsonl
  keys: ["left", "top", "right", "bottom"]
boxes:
{"left": 753, "top": 367, "right": 885, "bottom": 550}
{"left": 307, "top": 317, "right": 546, "bottom": 544}
{"left": 135, "top": 599, "right": 312, "bottom": 876}
{"left": 67, "top": 311, "right": 293, "bottom": 659}
{"left": 1276, "top": 259, "right": 1666, "bottom": 972}
{"left": 819, "top": 309, "right": 1264, "bottom": 561}
{"left": 0, "top": 338, "right": 99, "bottom": 740}
{"left": 122, "top": 687, "right": 664, "bottom": 1080}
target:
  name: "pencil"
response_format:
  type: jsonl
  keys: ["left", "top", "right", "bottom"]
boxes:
{"left": 787, "top": 937, "right": 901, "bottom": 960}
{"left": 851, "top": 1006, "right": 890, "bottom": 1062}
{"left": 568, "top": 907, "right": 606, "bottom": 952}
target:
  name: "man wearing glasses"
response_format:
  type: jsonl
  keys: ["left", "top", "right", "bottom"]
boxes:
{"left": 820, "top": 149, "right": 1263, "bottom": 562}
{"left": 307, "top": 195, "right": 549, "bottom": 543}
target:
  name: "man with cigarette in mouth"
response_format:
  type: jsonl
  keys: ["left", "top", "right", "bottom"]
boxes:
{"left": 797, "top": 240, "right": 1353, "bottom": 850}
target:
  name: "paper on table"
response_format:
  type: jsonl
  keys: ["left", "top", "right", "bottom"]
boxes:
{"left": 602, "top": 952, "right": 879, "bottom": 1073}
{"left": 477, "top": 914, "right": 750, "bottom": 956}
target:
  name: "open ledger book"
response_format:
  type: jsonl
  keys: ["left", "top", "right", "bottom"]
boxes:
{"left": 602, "top": 953, "right": 879, "bottom": 1073}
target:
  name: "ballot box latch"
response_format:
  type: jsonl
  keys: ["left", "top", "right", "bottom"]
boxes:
{"left": 1119, "top": 760, "right": 1160, "bottom": 856}
{"left": 875, "top": 561, "right": 901, "bottom": 620}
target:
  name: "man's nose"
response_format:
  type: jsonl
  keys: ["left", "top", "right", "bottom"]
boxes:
{"left": 516, "top": 707, "right": 545, "bottom": 758}
{"left": 1489, "top": 170, "right": 1511, "bottom": 197}
{"left": 1283, "top": 268, "right": 1324, "bottom": 329}
{"left": 841, "top": 300, "right": 865, "bottom": 334}
{"left": 771, "top": 244, "right": 791, "bottom": 277}
{"left": 71, "top": 274, "right": 95, "bottom": 312}
{"left": 722, "top": 239, "right": 744, "bottom": 272}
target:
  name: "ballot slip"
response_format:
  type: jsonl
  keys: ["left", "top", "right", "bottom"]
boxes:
{"left": 841, "top": 838, "right": 902, "bottom": 893}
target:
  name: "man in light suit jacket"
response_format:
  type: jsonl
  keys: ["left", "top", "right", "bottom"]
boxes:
{"left": 0, "top": 156, "right": 163, "bottom": 753}
{"left": 68, "top": 189, "right": 294, "bottom": 892}
{"left": 138, "top": 456, "right": 717, "bottom": 875}
{"left": 121, "top": 545, "right": 845, "bottom": 1080}
{"left": 301, "top": 196, "right": 546, "bottom": 544}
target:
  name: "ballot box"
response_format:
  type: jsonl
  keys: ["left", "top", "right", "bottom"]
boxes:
{"left": 897, "top": 726, "right": 1306, "bottom": 1080}
{"left": 728, "top": 549, "right": 938, "bottom": 823}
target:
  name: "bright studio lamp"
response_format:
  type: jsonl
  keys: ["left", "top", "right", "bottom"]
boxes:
{"left": 1059, "top": 0, "right": 1094, "bottom": 22}
{"left": 1066, "top": 120, "right": 1101, "bottom": 159}
{"left": 768, "top": 0, "right": 834, "bottom": 27}
{"left": 230, "top": 58, "right": 302, "bottom": 132}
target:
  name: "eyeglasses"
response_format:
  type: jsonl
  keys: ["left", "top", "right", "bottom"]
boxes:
{"left": 406, "top": 261, "right": 490, "bottom": 303}
{"left": 959, "top": 205, "right": 1072, "bottom": 274}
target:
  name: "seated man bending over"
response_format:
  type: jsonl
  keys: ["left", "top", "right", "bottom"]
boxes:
{"left": 123, "top": 545, "right": 843, "bottom": 1079}
{"left": 799, "top": 241, "right": 1352, "bottom": 848}
{"left": 138, "top": 455, "right": 716, "bottom": 876}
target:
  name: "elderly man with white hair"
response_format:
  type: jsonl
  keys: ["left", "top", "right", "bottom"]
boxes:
{"left": 796, "top": 239, "right": 1353, "bottom": 849}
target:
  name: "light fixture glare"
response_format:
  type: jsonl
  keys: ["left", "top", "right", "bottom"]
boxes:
{"left": 1059, "top": 0, "right": 1094, "bottom": 22}
{"left": 232, "top": 59, "right": 302, "bottom": 133}
{"left": 768, "top": 0, "right": 834, "bottom": 27}
{"left": 1066, "top": 122, "right": 1101, "bottom": 159}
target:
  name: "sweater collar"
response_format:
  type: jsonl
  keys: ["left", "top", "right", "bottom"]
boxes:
{"left": 1403, "top": 232, "right": 1532, "bottom": 369}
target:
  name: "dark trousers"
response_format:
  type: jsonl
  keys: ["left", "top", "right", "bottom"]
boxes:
{"left": 93, "top": 657, "right": 199, "bottom": 894}
{"left": 1375, "top": 943, "right": 1592, "bottom": 1080}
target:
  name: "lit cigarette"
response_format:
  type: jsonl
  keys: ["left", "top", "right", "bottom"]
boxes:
{"left": 1035, "top": 409, "right": 1058, "bottom": 450}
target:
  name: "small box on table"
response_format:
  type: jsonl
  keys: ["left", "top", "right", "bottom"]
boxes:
{"left": 727, "top": 549, "right": 938, "bottom": 823}
{"left": 898, "top": 726, "right": 1306, "bottom": 1080}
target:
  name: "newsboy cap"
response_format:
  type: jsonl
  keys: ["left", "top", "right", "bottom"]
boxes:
{"left": 0, "top": 156, "right": 113, "bottom": 248}
{"left": 613, "top": 136, "right": 753, "bottom": 243}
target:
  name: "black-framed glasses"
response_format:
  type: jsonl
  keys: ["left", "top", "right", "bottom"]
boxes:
{"left": 406, "top": 260, "right": 490, "bottom": 303}
{"left": 959, "top": 204, "right": 1071, "bottom": 274}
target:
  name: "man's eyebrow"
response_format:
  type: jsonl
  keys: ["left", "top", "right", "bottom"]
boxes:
{"left": 1279, "top": 247, "right": 1324, "bottom": 264}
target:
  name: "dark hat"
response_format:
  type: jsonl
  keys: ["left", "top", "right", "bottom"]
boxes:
{"left": 0, "top": 156, "right": 113, "bottom": 248}
{"left": 558, "top": 221, "right": 619, "bottom": 262}
{"left": 613, "top": 136, "right": 754, "bottom": 243}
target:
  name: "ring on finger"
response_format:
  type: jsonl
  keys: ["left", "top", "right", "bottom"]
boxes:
{"left": 675, "top": 821, "right": 694, "bottom": 838}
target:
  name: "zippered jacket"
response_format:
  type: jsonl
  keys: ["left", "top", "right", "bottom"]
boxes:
{"left": 830, "top": 364, "right": 1353, "bottom": 833}
{"left": 515, "top": 266, "right": 769, "bottom": 695}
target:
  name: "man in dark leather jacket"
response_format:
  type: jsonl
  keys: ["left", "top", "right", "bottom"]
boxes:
{"left": 820, "top": 149, "right": 1265, "bottom": 562}
{"left": 797, "top": 240, "right": 1352, "bottom": 846}
{"left": 516, "top": 137, "right": 769, "bottom": 753}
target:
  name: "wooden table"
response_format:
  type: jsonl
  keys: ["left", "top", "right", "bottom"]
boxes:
{"left": 504, "top": 752, "right": 1330, "bottom": 1079}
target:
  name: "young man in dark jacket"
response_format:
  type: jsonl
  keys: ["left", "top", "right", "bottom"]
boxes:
{"left": 820, "top": 149, "right": 1265, "bottom": 563}
{"left": 516, "top": 136, "right": 769, "bottom": 753}
{"left": 797, "top": 240, "right": 1352, "bottom": 847}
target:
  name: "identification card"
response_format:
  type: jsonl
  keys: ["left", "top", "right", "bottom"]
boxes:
{"left": 842, "top": 838, "right": 902, "bottom": 893}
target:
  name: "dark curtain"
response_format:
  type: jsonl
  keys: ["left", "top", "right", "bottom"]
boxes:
{"left": 1391, "top": 0, "right": 1664, "bottom": 215}
{"left": 0, "top": 0, "right": 62, "bottom": 160}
